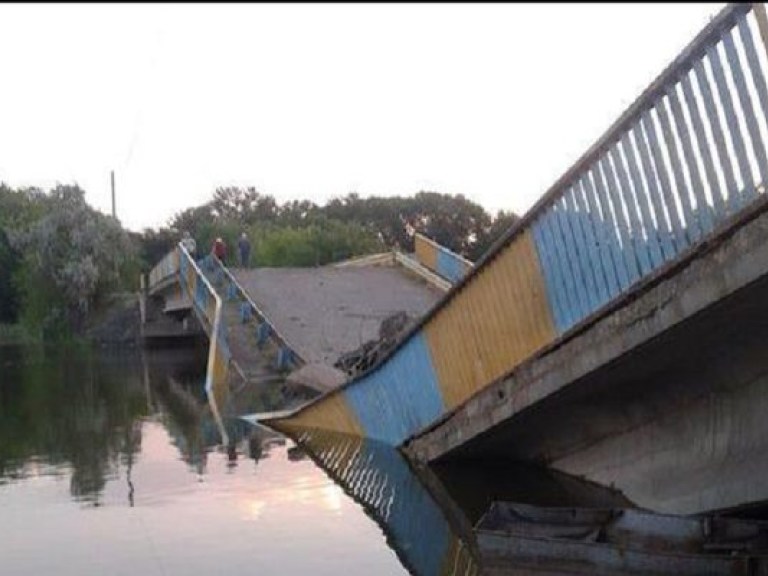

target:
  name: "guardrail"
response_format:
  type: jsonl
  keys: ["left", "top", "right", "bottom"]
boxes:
{"left": 200, "top": 254, "right": 302, "bottom": 371}
{"left": 266, "top": 3, "right": 768, "bottom": 446}
{"left": 148, "top": 248, "right": 180, "bottom": 293}
{"left": 393, "top": 251, "right": 453, "bottom": 292}
{"left": 183, "top": 246, "right": 231, "bottom": 443}
{"left": 522, "top": 3, "right": 768, "bottom": 333}
{"left": 413, "top": 233, "right": 474, "bottom": 284}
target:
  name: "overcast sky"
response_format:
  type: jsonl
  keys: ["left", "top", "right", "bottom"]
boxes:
{"left": 0, "top": 3, "right": 724, "bottom": 232}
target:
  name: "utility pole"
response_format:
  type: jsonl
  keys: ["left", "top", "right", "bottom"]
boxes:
{"left": 111, "top": 170, "right": 116, "bottom": 219}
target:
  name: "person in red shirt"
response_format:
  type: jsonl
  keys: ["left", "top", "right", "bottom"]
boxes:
{"left": 212, "top": 237, "right": 227, "bottom": 264}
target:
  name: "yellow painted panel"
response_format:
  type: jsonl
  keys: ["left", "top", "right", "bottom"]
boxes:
{"left": 209, "top": 342, "right": 230, "bottom": 409}
{"left": 425, "top": 229, "right": 556, "bottom": 409}
{"left": 185, "top": 265, "right": 196, "bottom": 295}
{"left": 415, "top": 234, "right": 438, "bottom": 272}
{"left": 272, "top": 391, "right": 364, "bottom": 437}
{"left": 439, "top": 536, "right": 481, "bottom": 576}
{"left": 206, "top": 295, "right": 217, "bottom": 324}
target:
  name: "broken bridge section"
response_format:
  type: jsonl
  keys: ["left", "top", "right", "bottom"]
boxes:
{"left": 265, "top": 3, "right": 768, "bottom": 472}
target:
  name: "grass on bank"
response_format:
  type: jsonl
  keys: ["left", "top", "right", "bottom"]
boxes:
{"left": 0, "top": 324, "right": 40, "bottom": 346}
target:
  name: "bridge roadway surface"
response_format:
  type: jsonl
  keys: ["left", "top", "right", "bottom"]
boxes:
{"left": 230, "top": 264, "right": 444, "bottom": 367}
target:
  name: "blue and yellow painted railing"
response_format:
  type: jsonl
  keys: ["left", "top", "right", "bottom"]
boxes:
{"left": 200, "top": 255, "right": 303, "bottom": 372}
{"left": 413, "top": 233, "right": 474, "bottom": 285}
{"left": 266, "top": 3, "right": 768, "bottom": 446}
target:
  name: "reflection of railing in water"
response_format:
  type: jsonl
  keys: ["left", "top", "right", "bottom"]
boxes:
{"left": 288, "top": 427, "right": 481, "bottom": 576}
{"left": 265, "top": 3, "right": 768, "bottom": 446}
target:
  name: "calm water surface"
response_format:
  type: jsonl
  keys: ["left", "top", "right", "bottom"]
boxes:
{"left": 0, "top": 345, "right": 415, "bottom": 575}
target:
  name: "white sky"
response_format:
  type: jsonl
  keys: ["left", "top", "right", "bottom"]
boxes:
{"left": 0, "top": 3, "right": 725, "bottom": 232}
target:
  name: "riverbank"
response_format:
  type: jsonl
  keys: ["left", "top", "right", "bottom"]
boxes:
{"left": 85, "top": 292, "right": 142, "bottom": 347}
{"left": 0, "top": 292, "right": 143, "bottom": 348}
{"left": 0, "top": 324, "right": 38, "bottom": 346}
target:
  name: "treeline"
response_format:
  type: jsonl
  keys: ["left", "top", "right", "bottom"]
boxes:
{"left": 0, "top": 184, "right": 138, "bottom": 339}
{"left": 147, "top": 187, "right": 519, "bottom": 268}
{"left": 0, "top": 183, "right": 519, "bottom": 339}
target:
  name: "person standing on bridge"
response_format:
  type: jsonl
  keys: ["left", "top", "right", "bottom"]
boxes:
{"left": 237, "top": 232, "right": 251, "bottom": 268}
{"left": 212, "top": 237, "right": 227, "bottom": 264}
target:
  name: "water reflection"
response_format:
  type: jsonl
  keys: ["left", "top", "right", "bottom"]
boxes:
{"left": 0, "top": 344, "right": 288, "bottom": 503}
{"left": 5, "top": 342, "right": 712, "bottom": 575}
{"left": 283, "top": 426, "right": 482, "bottom": 576}
{"left": 0, "top": 345, "right": 148, "bottom": 502}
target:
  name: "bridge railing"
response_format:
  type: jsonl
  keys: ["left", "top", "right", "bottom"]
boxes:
{"left": 147, "top": 244, "right": 232, "bottom": 440}
{"left": 200, "top": 254, "right": 302, "bottom": 371}
{"left": 521, "top": 3, "right": 768, "bottom": 334}
{"left": 181, "top": 246, "right": 232, "bottom": 442}
{"left": 148, "top": 248, "right": 180, "bottom": 292}
{"left": 267, "top": 3, "right": 768, "bottom": 445}
{"left": 413, "top": 233, "right": 474, "bottom": 284}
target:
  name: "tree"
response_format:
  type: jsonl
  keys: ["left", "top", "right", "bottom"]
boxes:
{"left": 470, "top": 209, "right": 521, "bottom": 261}
{"left": 10, "top": 185, "right": 135, "bottom": 336}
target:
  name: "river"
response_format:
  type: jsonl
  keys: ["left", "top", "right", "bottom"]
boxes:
{"left": 0, "top": 344, "right": 433, "bottom": 575}
{"left": 7, "top": 343, "right": 748, "bottom": 576}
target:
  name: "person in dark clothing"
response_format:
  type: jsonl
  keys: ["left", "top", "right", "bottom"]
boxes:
{"left": 212, "top": 237, "right": 227, "bottom": 264}
{"left": 237, "top": 232, "right": 251, "bottom": 268}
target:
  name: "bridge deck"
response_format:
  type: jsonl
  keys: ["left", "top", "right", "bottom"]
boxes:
{"left": 231, "top": 265, "right": 443, "bottom": 366}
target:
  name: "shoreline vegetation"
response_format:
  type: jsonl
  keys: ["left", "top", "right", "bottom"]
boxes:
{"left": 1, "top": 183, "right": 518, "bottom": 342}
{"left": 0, "top": 323, "right": 38, "bottom": 346}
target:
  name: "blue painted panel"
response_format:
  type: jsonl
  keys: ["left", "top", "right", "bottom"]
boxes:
{"left": 726, "top": 26, "right": 768, "bottom": 189}
{"left": 256, "top": 322, "right": 271, "bottom": 346}
{"left": 582, "top": 168, "right": 621, "bottom": 299}
{"left": 635, "top": 115, "right": 676, "bottom": 262}
{"left": 562, "top": 188, "right": 600, "bottom": 315}
{"left": 344, "top": 334, "right": 445, "bottom": 445}
{"left": 599, "top": 154, "right": 639, "bottom": 286}
{"left": 195, "top": 277, "right": 207, "bottom": 312}
{"left": 680, "top": 73, "right": 717, "bottom": 235}
{"left": 436, "top": 248, "right": 466, "bottom": 284}
{"left": 240, "top": 302, "right": 253, "bottom": 323}
{"left": 541, "top": 208, "right": 579, "bottom": 330}
{"left": 216, "top": 317, "right": 231, "bottom": 358}
{"left": 276, "top": 346, "right": 294, "bottom": 369}
{"left": 179, "top": 252, "right": 188, "bottom": 277}
{"left": 575, "top": 175, "right": 611, "bottom": 306}
{"left": 709, "top": 42, "right": 755, "bottom": 208}
{"left": 610, "top": 143, "right": 653, "bottom": 277}
{"left": 553, "top": 196, "right": 590, "bottom": 322}
{"left": 531, "top": 215, "right": 569, "bottom": 334}
{"left": 569, "top": 183, "right": 608, "bottom": 313}
{"left": 591, "top": 161, "right": 629, "bottom": 295}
